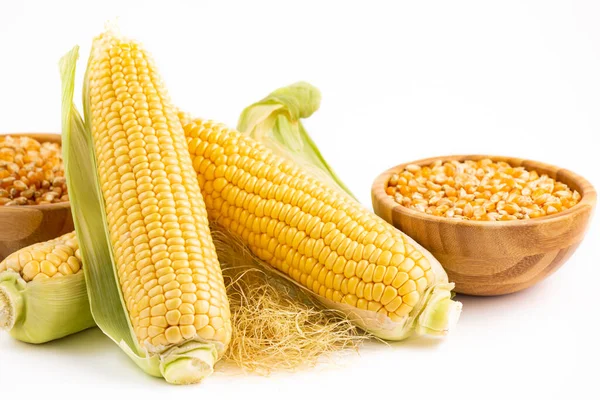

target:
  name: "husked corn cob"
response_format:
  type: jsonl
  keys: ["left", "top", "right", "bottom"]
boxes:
{"left": 87, "top": 32, "right": 231, "bottom": 353}
{"left": 0, "top": 232, "right": 81, "bottom": 281}
{"left": 0, "top": 232, "right": 93, "bottom": 343}
{"left": 183, "top": 118, "right": 439, "bottom": 328}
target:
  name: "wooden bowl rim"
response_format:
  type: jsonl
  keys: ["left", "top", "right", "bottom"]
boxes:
{"left": 0, "top": 132, "right": 68, "bottom": 212}
{"left": 1, "top": 132, "right": 61, "bottom": 143}
{"left": 372, "top": 154, "right": 597, "bottom": 228}
{"left": 0, "top": 201, "right": 71, "bottom": 212}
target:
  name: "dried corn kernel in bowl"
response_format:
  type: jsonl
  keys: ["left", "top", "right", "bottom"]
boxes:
{"left": 386, "top": 159, "right": 581, "bottom": 221}
{"left": 0, "top": 135, "right": 68, "bottom": 206}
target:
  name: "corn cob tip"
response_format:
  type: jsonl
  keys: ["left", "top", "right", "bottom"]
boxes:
{"left": 0, "top": 293, "right": 12, "bottom": 330}
{"left": 160, "top": 343, "right": 219, "bottom": 385}
{"left": 416, "top": 283, "right": 462, "bottom": 337}
{"left": 0, "top": 277, "right": 22, "bottom": 331}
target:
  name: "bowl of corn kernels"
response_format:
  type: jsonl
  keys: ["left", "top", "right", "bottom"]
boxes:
{"left": 371, "top": 155, "right": 596, "bottom": 296}
{"left": 0, "top": 134, "right": 74, "bottom": 259}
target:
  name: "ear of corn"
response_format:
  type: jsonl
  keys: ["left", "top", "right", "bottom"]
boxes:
{"left": 62, "top": 44, "right": 162, "bottom": 379}
{"left": 184, "top": 83, "right": 461, "bottom": 340}
{"left": 60, "top": 28, "right": 231, "bottom": 384}
{"left": 86, "top": 31, "right": 231, "bottom": 354}
{"left": 0, "top": 232, "right": 94, "bottom": 343}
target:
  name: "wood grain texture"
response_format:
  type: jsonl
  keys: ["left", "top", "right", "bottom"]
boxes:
{"left": 0, "top": 133, "right": 73, "bottom": 260}
{"left": 372, "top": 154, "right": 596, "bottom": 296}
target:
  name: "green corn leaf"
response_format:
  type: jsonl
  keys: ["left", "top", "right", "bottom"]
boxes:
{"left": 60, "top": 45, "right": 162, "bottom": 378}
{"left": 238, "top": 82, "right": 356, "bottom": 199}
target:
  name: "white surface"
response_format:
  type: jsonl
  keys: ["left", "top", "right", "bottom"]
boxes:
{"left": 1, "top": 0, "right": 599, "bottom": 398}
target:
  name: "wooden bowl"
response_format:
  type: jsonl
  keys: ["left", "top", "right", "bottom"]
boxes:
{"left": 372, "top": 155, "right": 596, "bottom": 296}
{"left": 0, "top": 133, "right": 73, "bottom": 260}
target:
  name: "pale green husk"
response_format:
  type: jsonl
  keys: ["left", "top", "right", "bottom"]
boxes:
{"left": 238, "top": 82, "right": 356, "bottom": 199}
{"left": 0, "top": 271, "right": 94, "bottom": 343}
{"left": 60, "top": 45, "right": 218, "bottom": 384}
{"left": 236, "top": 82, "right": 461, "bottom": 340}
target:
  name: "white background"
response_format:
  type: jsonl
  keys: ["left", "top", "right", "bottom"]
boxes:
{"left": 1, "top": 0, "right": 599, "bottom": 399}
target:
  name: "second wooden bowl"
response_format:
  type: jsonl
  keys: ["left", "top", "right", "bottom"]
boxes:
{"left": 0, "top": 133, "right": 74, "bottom": 260}
{"left": 372, "top": 155, "right": 596, "bottom": 296}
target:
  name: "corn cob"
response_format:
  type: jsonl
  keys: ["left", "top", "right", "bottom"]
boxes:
{"left": 0, "top": 232, "right": 93, "bottom": 343}
{"left": 183, "top": 116, "right": 460, "bottom": 339}
{"left": 66, "top": 30, "right": 232, "bottom": 383}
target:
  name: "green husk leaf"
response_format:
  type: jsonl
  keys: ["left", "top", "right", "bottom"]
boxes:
{"left": 60, "top": 45, "right": 162, "bottom": 378}
{"left": 238, "top": 82, "right": 356, "bottom": 199}
{"left": 0, "top": 271, "right": 94, "bottom": 344}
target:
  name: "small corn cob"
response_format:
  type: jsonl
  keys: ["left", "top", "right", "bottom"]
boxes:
{"left": 85, "top": 30, "right": 231, "bottom": 381}
{"left": 184, "top": 117, "right": 459, "bottom": 339}
{"left": 0, "top": 232, "right": 93, "bottom": 343}
{"left": 0, "top": 232, "right": 81, "bottom": 281}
